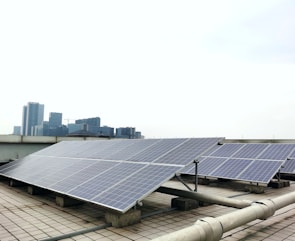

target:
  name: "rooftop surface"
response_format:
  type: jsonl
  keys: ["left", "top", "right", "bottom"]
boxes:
{"left": 1, "top": 177, "right": 295, "bottom": 241}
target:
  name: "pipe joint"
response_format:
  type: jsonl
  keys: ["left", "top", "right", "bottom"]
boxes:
{"left": 252, "top": 199, "right": 276, "bottom": 220}
{"left": 195, "top": 217, "right": 223, "bottom": 241}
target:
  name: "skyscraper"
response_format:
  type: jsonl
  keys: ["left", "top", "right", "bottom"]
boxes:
{"left": 49, "top": 112, "right": 62, "bottom": 127}
{"left": 21, "top": 102, "right": 44, "bottom": 136}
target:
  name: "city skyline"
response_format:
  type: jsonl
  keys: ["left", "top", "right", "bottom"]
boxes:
{"left": 12, "top": 101, "right": 141, "bottom": 138}
{"left": 1, "top": 1, "right": 295, "bottom": 139}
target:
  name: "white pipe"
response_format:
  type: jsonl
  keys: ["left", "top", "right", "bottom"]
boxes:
{"left": 152, "top": 191, "right": 295, "bottom": 241}
{"left": 157, "top": 186, "right": 252, "bottom": 209}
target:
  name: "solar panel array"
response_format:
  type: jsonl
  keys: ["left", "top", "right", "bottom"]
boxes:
{"left": 181, "top": 143, "right": 295, "bottom": 184}
{"left": 0, "top": 138, "right": 222, "bottom": 213}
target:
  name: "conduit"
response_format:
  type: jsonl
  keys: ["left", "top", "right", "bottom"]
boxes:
{"left": 40, "top": 207, "right": 176, "bottom": 241}
{"left": 40, "top": 223, "right": 112, "bottom": 241}
{"left": 157, "top": 186, "right": 252, "bottom": 209}
{"left": 152, "top": 191, "right": 295, "bottom": 241}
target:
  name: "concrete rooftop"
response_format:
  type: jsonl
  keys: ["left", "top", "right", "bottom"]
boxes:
{"left": 1, "top": 177, "right": 295, "bottom": 241}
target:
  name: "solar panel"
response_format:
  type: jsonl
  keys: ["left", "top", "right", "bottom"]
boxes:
{"left": 257, "top": 144, "right": 295, "bottom": 160}
{"left": 280, "top": 158, "right": 295, "bottom": 174}
{"left": 210, "top": 158, "right": 253, "bottom": 179}
{"left": 198, "top": 157, "right": 228, "bottom": 176}
{"left": 90, "top": 164, "right": 180, "bottom": 212}
{"left": 0, "top": 138, "right": 223, "bottom": 213}
{"left": 238, "top": 160, "right": 283, "bottom": 183}
{"left": 180, "top": 142, "right": 292, "bottom": 184}
{"left": 127, "top": 138, "right": 187, "bottom": 163}
{"left": 154, "top": 138, "right": 222, "bottom": 165}
{"left": 105, "top": 139, "right": 160, "bottom": 160}
{"left": 207, "top": 143, "right": 244, "bottom": 157}
{"left": 49, "top": 161, "right": 116, "bottom": 192}
{"left": 232, "top": 143, "right": 269, "bottom": 159}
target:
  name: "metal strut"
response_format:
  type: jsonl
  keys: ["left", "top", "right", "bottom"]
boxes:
{"left": 194, "top": 159, "right": 199, "bottom": 192}
{"left": 175, "top": 174, "right": 193, "bottom": 191}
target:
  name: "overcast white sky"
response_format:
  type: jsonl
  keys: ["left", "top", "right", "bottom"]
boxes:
{"left": 1, "top": 1, "right": 295, "bottom": 139}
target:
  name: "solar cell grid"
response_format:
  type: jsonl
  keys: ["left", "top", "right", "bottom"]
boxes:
{"left": 280, "top": 159, "right": 295, "bottom": 174}
{"left": 238, "top": 160, "right": 283, "bottom": 183}
{"left": 32, "top": 158, "right": 83, "bottom": 187}
{"left": 154, "top": 138, "right": 222, "bottom": 165}
{"left": 93, "top": 139, "right": 137, "bottom": 159}
{"left": 198, "top": 157, "right": 228, "bottom": 176}
{"left": 127, "top": 138, "right": 186, "bottom": 163}
{"left": 91, "top": 164, "right": 180, "bottom": 212}
{"left": 106, "top": 139, "right": 159, "bottom": 160}
{"left": 0, "top": 155, "right": 38, "bottom": 174}
{"left": 210, "top": 158, "right": 253, "bottom": 179}
{"left": 68, "top": 162, "right": 146, "bottom": 201}
{"left": 35, "top": 141, "right": 84, "bottom": 157}
{"left": 208, "top": 143, "right": 244, "bottom": 157}
{"left": 50, "top": 161, "right": 116, "bottom": 192}
{"left": 84, "top": 140, "right": 121, "bottom": 159}
{"left": 0, "top": 137, "right": 224, "bottom": 213}
{"left": 2, "top": 156, "right": 57, "bottom": 181}
{"left": 232, "top": 143, "right": 269, "bottom": 159}
{"left": 257, "top": 144, "right": 295, "bottom": 160}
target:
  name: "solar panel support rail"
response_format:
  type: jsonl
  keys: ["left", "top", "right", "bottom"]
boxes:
{"left": 194, "top": 159, "right": 199, "bottom": 192}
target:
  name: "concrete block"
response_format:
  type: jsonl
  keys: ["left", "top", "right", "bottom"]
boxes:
{"left": 56, "top": 196, "right": 83, "bottom": 207}
{"left": 27, "top": 186, "right": 49, "bottom": 195}
{"left": 105, "top": 209, "right": 141, "bottom": 227}
{"left": 9, "top": 179, "right": 26, "bottom": 187}
{"left": 245, "top": 185, "right": 265, "bottom": 194}
{"left": 198, "top": 178, "right": 211, "bottom": 185}
{"left": 268, "top": 180, "right": 290, "bottom": 188}
{"left": 171, "top": 197, "right": 199, "bottom": 211}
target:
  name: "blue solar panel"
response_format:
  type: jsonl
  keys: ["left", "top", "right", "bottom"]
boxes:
{"left": 90, "top": 164, "right": 180, "bottom": 212}
{"left": 257, "top": 144, "right": 295, "bottom": 160}
{"left": 232, "top": 143, "right": 269, "bottom": 159}
{"left": 238, "top": 160, "right": 283, "bottom": 183}
{"left": 280, "top": 159, "right": 295, "bottom": 174}
{"left": 198, "top": 157, "right": 228, "bottom": 176}
{"left": 210, "top": 158, "right": 253, "bottom": 179}
{"left": 154, "top": 138, "right": 222, "bottom": 165}
{"left": 127, "top": 138, "right": 187, "bottom": 163}
{"left": 106, "top": 139, "right": 160, "bottom": 160}
{"left": 180, "top": 142, "right": 290, "bottom": 184}
{"left": 208, "top": 143, "right": 244, "bottom": 157}
{"left": 68, "top": 162, "right": 146, "bottom": 201}
{"left": 49, "top": 161, "right": 116, "bottom": 192}
{"left": 0, "top": 138, "right": 223, "bottom": 213}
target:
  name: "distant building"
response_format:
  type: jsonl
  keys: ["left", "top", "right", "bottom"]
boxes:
{"left": 22, "top": 102, "right": 44, "bottom": 136}
{"left": 49, "top": 112, "right": 62, "bottom": 127}
{"left": 116, "top": 127, "right": 139, "bottom": 139}
{"left": 97, "top": 126, "right": 115, "bottom": 137}
{"left": 76, "top": 117, "right": 100, "bottom": 127}
{"left": 13, "top": 126, "right": 21, "bottom": 135}
{"left": 68, "top": 117, "right": 101, "bottom": 136}
{"left": 33, "top": 112, "right": 68, "bottom": 137}
{"left": 68, "top": 123, "right": 85, "bottom": 134}
{"left": 18, "top": 103, "right": 143, "bottom": 137}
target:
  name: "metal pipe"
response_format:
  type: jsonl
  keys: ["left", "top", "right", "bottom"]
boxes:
{"left": 157, "top": 186, "right": 252, "bottom": 209}
{"left": 40, "top": 223, "right": 112, "bottom": 241}
{"left": 152, "top": 191, "right": 295, "bottom": 241}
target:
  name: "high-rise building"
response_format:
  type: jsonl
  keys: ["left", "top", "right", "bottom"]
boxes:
{"left": 21, "top": 102, "right": 44, "bottom": 136}
{"left": 116, "top": 127, "right": 137, "bottom": 139}
{"left": 49, "top": 112, "right": 62, "bottom": 127}
{"left": 75, "top": 117, "right": 100, "bottom": 127}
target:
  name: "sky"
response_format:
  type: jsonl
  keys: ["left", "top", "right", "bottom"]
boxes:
{"left": 0, "top": 0, "right": 295, "bottom": 139}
